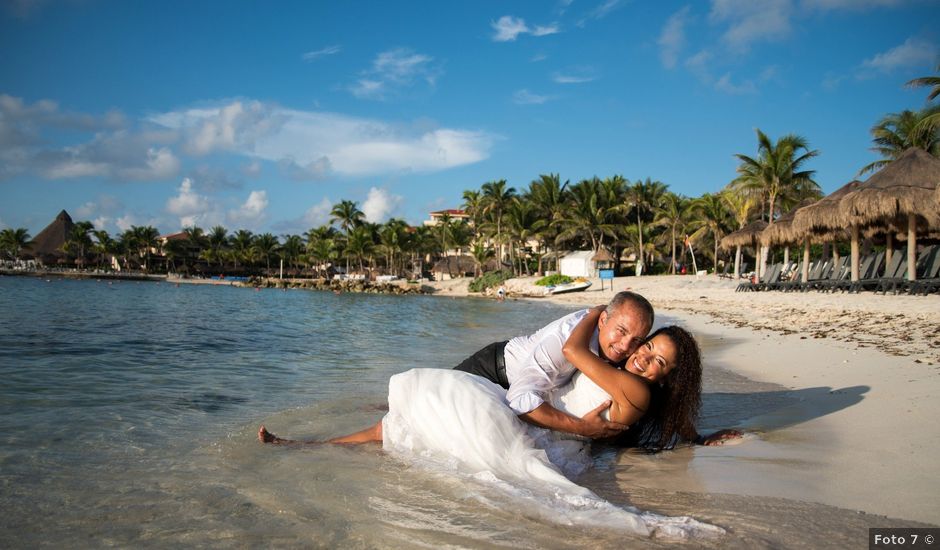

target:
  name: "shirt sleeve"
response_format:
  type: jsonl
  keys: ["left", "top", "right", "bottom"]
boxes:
{"left": 505, "top": 328, "right": 570, "bottom": 414}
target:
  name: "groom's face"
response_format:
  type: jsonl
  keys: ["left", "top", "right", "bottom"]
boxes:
{"left": 596, "top": 305, "right": 650, "bottom": 363}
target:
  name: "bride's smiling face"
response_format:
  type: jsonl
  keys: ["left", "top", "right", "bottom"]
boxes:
{"left": 623, "top": 334, "right": 678, "bottom": 383}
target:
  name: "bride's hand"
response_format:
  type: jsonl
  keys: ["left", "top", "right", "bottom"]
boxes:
{"left": 579, "top": 400, "right": 628, "bottom": 439}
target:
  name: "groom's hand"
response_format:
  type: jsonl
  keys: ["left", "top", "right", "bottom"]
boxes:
{"left": 579, "top": 400, "right": 628, "bottom": 439}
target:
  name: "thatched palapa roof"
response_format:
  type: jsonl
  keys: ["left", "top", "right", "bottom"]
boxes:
{"left": 838, "top": 148, "right": 940, "bottom": 228}
{"left": 24, "top": 210, "right": 74, "bottom": 261}
{"left": 591, "top": 248, "right": 614, "bottom": 262}
{"left": 720, "top": 219, "right": 767, "bottom": 250}
{"left": 792, "top": 180, "right": 862, "bottom": 233}
{"left": 761, "top": 199, "right": 819, "bottom": 246}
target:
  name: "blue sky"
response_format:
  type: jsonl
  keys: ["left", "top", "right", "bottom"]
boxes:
{"left": 1, "top": 0, "right": 937, "bottom": 237}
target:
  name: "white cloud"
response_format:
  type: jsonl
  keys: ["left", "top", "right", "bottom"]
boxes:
{"left": 491, "top": 15, "right": 559, "bottom": 42}
{"left": 242, "top": 160, "right": 262, "bottom": 178}
{"left": 532, "top": 24, "right": 560, "bottom": 37}
{"left": 857, "top": 37, "right": 938, "bottom": 78}
{"left": 227, "top": 190, "right": 268, "bottom": 229}
{"left": 362, "top": 187, "right": 403, "bottom": 223}
{"left": 531, "top": 53, "right": 549, "bottom": 62}
{"left": 552, "top": 68, "right": 597, "bottom": 84}
{"left": 513, "top": 89, "right": 553, "bottom": 105}
{"left": 800, "top": 0, "right": 904, "bottom": 11}
{"left": 303, "top": 197, "right": 334, "bottom": 227}
{"left": 576, "top": 0, "right": 624, "bottom": 27}
{"left": 492, "top": 15, "right": 530, "bottom": 41}
{"left": 302, "top": 45, "right": 341, "bottom": 61}
{"left": 115, "top": 215, "right": 137, "bottom": 233}
{"left": 278, "top": 155, "right": 333, "bottom": 181}
{"left": 709, "top": 0, "right": 792, "bottom": 51}
{"left": 213, "top": 107, "right": 494, "bottom": 176}
{"left": 659, "top": 6, "right": 692, "bottom": 69}
{"left": 349, "top": 48, "right": 439, "bottom": 100}
{"left": 166, "top": 178, "right": 212, "bottom": 228}
{"left": 714, "top": 73, "right": 757, "bottom": 94}
{"left": 152, "top": 100, "right": 284, "bottom": 156}
{"left": 75, "top": 195, "right": 122, "bottom": 221}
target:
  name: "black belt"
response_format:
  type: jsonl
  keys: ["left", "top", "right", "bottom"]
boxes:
{"left": 494, "top": 340, "right": 509, "bottom": 388}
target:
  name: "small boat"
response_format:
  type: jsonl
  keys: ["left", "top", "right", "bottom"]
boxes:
{"left": 546, "top": 280, "right": 592, "bottom": 295}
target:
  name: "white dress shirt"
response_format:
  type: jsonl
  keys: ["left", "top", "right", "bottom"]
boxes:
{"left": 503, "top": 309, "right": 600, "bottom": 414}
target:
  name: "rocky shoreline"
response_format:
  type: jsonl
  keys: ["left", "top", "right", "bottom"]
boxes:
{"left": 233, "top": 277, "right": 434, "bottom": 295}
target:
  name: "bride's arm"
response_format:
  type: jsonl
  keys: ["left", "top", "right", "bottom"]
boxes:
{"left": 562, "top": 307, "right": 650, "bottom": 425}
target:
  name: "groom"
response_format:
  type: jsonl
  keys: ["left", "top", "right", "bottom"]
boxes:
{"left": 454, "top": 291, "right": 652, "bottom": 440}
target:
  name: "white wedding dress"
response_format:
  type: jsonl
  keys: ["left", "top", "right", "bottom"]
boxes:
{"left": 381, "top": 368, "right": 724, "bottom": 539}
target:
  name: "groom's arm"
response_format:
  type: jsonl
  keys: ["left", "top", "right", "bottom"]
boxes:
{"left": 506, "top": 315, "right": 627, "bottom": 438}
{"left": 520, "top": 401, "right": 628, "bottom": 439}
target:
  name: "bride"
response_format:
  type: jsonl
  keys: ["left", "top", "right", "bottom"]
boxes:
{"left": 259, "top": 307, "right": 728, "bottom": 537}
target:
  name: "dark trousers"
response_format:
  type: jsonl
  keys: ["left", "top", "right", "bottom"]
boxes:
{"left": 453, "top": 341, "right": 510, "bottom": 389}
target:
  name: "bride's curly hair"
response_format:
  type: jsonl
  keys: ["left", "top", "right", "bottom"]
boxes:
{"left": 618, "top": 326, "right": 702, "bottom": 452}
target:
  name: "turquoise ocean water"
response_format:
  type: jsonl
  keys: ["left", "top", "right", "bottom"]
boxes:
{"left": 0, "top": 276, "right": 922, "bottom": 548}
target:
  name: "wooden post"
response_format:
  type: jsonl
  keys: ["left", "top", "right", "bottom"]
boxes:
{"left": 802, "top": 239, "right": 810, "bottom": 283}
{"left": 886, "top": 233, "right": 894, "bottom": 276}
{"left": 908, "top": 213, "right": 917, "bottom": 282}
{"left": 850, "top": 225, "right": 860, "bottom": 282}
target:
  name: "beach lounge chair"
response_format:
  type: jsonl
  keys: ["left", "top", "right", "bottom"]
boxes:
{"left": 907, "top": 246, "right": 940, "bottom": 295}
{"left": 717, "top": 262, "right": 733, "bottom": 279}
{"left": 882, "top": 245, "right": 939, "bottom": 295}
{"left": 736, "top": 262, "right": 778, "bottom": 292}
{"left": 814, "top": 257, "right": 851, "bottom": 292}
{"left": 797, "top": 260, "right": 830, "bottom": 292}
{"left": 754, "top": 262, "right": 784, "bottom": 291}
{"left": 874, "top": 250, "right": 913, "bottom": 294}
{"left": 837, "top": 251, "right": 885, "bottom": 293}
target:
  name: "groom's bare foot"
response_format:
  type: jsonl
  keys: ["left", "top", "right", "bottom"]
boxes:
{"left": 258, "top": 425, "right": 289, "bottom": 444}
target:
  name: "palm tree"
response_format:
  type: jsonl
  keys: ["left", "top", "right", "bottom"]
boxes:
{"left": 344, "top": 226, "right": 374, "bottom": 274}
{"left": 620, "top": 177, "right": 667, "bottom": 275}
{"left": 330, "top": 200, "right": 364, "bottom": 274}
{"left": 64, "top": 221, "right": 94, "bottom": 268}
{"left": 253, "top": 233, "right": 280, "bottom": 271}
{"left": 230, "top": 230, "right": 254, "bottom": 270}
{"left": 183, "top": 226, "right": 208, "bottom": 271}
{"left": 858, "top": 106, "right": 940, "bottom": 174}
{"left": 480, "top": 180, "right": 516, "bottom": 264}
{"left": 132, "top": 226, "right": 160, "bottom": 271}
{"left": 653, "top": 192, "right": 693, "bottom": 274}
{"left": 280, "top": 234, "right": 305, "bottom": 271}
{"left": 733, "top": 129, "right": 819, "bottom": 224}
{"left": 0, "top": 228, "right": 31, "bottom": 260}
{"left": 307, "top": 237, "right": 336, "bottom": 277}
{"left": 91, "top": 230, "right": 116, "bottom": 270}
{"left": 207, "top": 225, "right": 229, "bottom": 268}
{"left": 720, "top": 189, "right": 758, "bottom": 279}
{"left": 688, "top": 193, "right": 731, "bottom": 272}
{"left": 461, "top": 190, "right": 485, "bottom": 227}
{"left": 906, "top": 63, "right": 940, "bottom": 101}
{"left": 558, "top": 178, "right": 619, "bottom": 252}
{"left": 505, "top": 197, "right": 540, "bottom": 275}
{"left": 378, "top": 219, "right": 408, "bottom": 276}
{"left": 469, "top": 240, "right": 494, "bottom": 276}
{"left": 527, "top": 173, "right": 569, "bottom": 275}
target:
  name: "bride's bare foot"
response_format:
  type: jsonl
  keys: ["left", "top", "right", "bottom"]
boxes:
{"left": 258, "top": 425, "right": 290, "bottom": 444}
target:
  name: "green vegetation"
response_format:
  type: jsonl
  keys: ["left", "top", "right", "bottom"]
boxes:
{"left": 468, "top": 270, "right": 512, "bottom": 293}
{"left": 535, "top": 274, "right": 573, "bottom": 286}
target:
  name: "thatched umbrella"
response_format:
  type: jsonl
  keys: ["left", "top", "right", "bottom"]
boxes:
{"left": 792, "top": 180, "right": 863, "bottom": 276}
{"left": 838, "top": 148, "right": 940, "bottom": 281}
{"left": 720, "top": 219, "right": 767, "bottom": 279}
{"left": 761, "top": 199, "right": 817, "bottom": 282}
{"left": 24, "top": 210, "right": 74, "bottom": 265}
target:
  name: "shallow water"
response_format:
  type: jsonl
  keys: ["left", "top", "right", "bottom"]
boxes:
{"left": 0, "top": 276, "right": 927, "bottom": 548}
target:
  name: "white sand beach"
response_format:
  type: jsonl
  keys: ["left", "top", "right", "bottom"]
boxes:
{"left": 427, "top": 274, "right": 940, "bottom": 525}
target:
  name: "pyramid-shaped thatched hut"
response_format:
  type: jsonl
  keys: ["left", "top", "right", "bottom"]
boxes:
{"left": 24, "top": 210, "right": 75, "bottom": 264}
